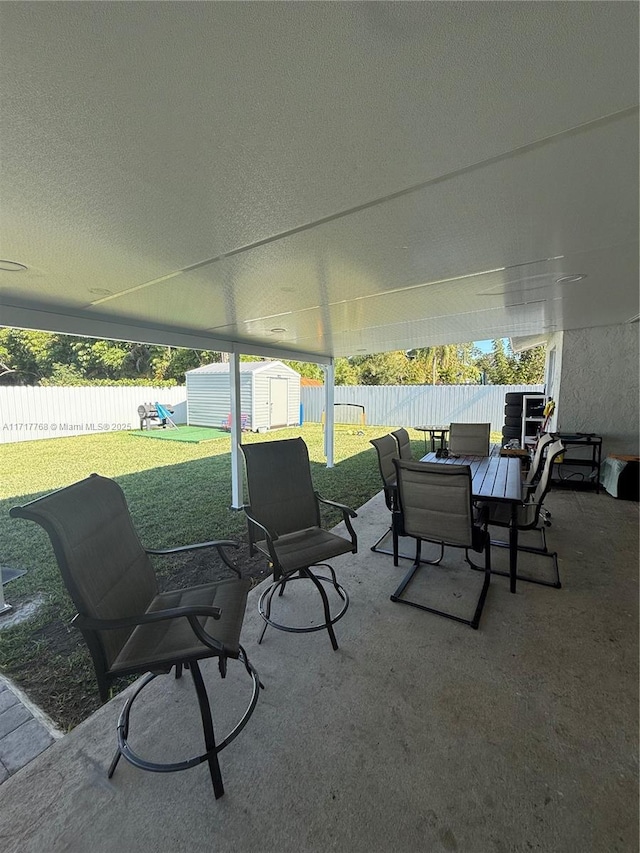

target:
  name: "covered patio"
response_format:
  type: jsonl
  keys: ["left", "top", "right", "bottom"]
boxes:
{"left": 0, "top": 4, "right": 638, "bottom": 849}
{"left": 0, "top": 485, "right": 637, "bottom": 852}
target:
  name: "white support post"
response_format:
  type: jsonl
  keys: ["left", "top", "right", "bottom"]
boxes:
{"left": 229, "top": 352, "right": 243, "bottom": 509}
{"left": 324, "top": 361, "right": 335, "bottom": 468}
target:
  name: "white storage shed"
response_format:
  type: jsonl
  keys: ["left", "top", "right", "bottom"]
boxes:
{"left": 186, "top": 361, "right": 301, "bottom": 431}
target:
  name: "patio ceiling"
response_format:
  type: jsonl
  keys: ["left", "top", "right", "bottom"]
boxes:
{"left": 1, "top": 2, "right": 638, "bottom": 361}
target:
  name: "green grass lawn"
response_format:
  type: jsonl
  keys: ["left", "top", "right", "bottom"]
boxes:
{"left": 0, "top": 423, "right": 408, "bottom": 728}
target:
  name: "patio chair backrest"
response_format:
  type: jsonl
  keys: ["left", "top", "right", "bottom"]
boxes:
{"left": 394, "top": 459, "right": 475, "bottom": 548}
{"left": 241, "top": 438, "right": 321, "bottom": 536}
{"left": 370, "top": 434, "right": 398, "bottom": 488}
{"left": 531, "top": 440, "right": 565, "bottom": 507}
{"left": 10, "top": 474, "right": 158, "bottom": 670}
{"left": 391, "top": 428, "right": 412, "bottom": 461}
{"left": 524, "top": 432, "right": 554, "bottom": 486}
{"left": 448, "top": 423, "right": 491, "bottom": 456}
{"left": 370, "top": 434, "right": 399, "bottom": 512}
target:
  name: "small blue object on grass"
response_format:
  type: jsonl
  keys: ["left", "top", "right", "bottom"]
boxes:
{"left": 154, "top": 402, "right": 178, "bottom": 429}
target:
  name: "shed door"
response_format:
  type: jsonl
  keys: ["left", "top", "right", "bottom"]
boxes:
{"left": 269, "top": 378, "right": 288, "bottom": 428}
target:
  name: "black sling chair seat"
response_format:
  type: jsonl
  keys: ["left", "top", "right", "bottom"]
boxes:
{"left": 10, "top": 474, "right": 261, "bottom": 800}
{"left": 240, "top": 437, "right": 357, "bottom": 651}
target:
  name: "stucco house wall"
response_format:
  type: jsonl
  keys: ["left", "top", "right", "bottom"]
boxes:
{"left": 554, "top": 323, "right": 639, "bottom": 457}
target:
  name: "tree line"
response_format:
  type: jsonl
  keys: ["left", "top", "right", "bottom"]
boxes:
{"left": 0, "top": 329, "right": 545, "bottom": 387}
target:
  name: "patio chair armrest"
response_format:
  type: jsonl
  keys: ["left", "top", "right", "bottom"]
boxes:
{"left": 74, "top": 603, "right": 223, "bottom": 632}
{"left": 240, "top": 505, "right": 281, "bottom": 568}
{"left": 240, "top": 507, "right": 279, "bottom": 543}
{"left": 146, "top": 540, "right": 240, "bottom": 575}
{"left": 146, "top": 540, "right": 238, "bottom": 555}
{"left": 75, "top": 606, "right": 230, "bottom": 655}
{"left": 315, "top": 492, "right": 358, "bottom": 549}
{"left": 315, "top": 493, "right": 358, "bottom": 519}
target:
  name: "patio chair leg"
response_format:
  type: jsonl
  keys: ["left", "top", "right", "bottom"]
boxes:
{"left": 465, "top": 538, "right": 562, "bottom": 589}
{"left": 373, "top": 526, "right": 443, "bottom": 567}
{"left": 257, "top": 620, "right": 269, "bottom": 645}
{"left": 371, "top": 526, "right": 393, "bottom": 553}
{"left": 278, "top": 574, "right": 294, "bottom": 597}
{"left": 257, "top": 579, "right": 280, "bottom": 644}
{"left": 315, "top": 562, "right": 346, "bottom": 601}
{"left": 190, "top": 660, "right": 224, "bottom": 799}
{"left": 391, "top": 539, "right": 490, "bottom": 629}
{"left": 303, "top": 567, "right": 339, "bottom": 651}
{"left": 175, "top": 663, "right": 183, "bottom": 679}
{"left": 470, "top": 536, "right": 491, "bottom": 630}
{"left": 108, "top": 692, "right": 132, "bottom": 779}
{"left": 257, "top": 568, "right": 349, "bottom": 649}
{"left": 370, "top": 525, "right": 402, "bottom": 565}
{"left": 108, "top": 747, "right": 122, "bottom": 778}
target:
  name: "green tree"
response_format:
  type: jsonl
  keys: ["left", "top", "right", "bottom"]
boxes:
{"left": 514, "top": 346, "right": 546, "bottom": 384}
{"left": 335, "top": 357, "right": 359, "bottom": 385}
{"left": 0, "top": 329, "right": 219, "bottom": 385}
{"left": 152, "top": 348, "right": 220, "bottom": 383}
{"left": 474, "top": 340, "right": 546, "bottom": 385}
{"left": 406, "top": 344, "right": 480, "bottom": 384}
{"left": 281, "top": 360, "right": 324, "bottom": 381}
{"left": 349, "top": 351, "right": 423, "bottom": 385}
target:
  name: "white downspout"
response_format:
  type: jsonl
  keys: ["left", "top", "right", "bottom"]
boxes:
{"left": 230, "top": 352, "right": 243, "bottom": 508}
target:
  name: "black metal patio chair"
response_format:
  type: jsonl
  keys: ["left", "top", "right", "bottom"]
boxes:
{"left": 10, "top": 473, "right": 261, "bottom": 800}
{"left": 469, "top": 439, "right": 565, "bottom": 589}
{"left": 369, "top": 434, "right": 401, "bottom": 562}
{"left": 390, "top": 459, "right": 492, "bottom": 629}
{"left": 524, "top": 431, "right": 555, "bottom": 524}
{"left": 524, "top": 432, "right": 554, "bottom": 484}
{"left": 391, "top": 427, "right": 413, "bottom": 461}
{"left": 240, "top": 437, "right": 357, "bottom": 651}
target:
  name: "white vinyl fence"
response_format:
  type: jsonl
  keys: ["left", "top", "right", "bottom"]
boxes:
{"left": 0, "top": 383, "right": 544, "bottom": 445}
{"left": 0, "top": 386, "right": 187, "bottom": 444}
{"left": 301, "top": 384, "right": 544, "bottom": 433}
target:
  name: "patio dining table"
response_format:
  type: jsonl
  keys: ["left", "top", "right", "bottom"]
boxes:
{"left": 414, "top": 425, "right": 450, "bottom": 455}
{"left": 420, "top": 451, "right": 523, "bottom": 593}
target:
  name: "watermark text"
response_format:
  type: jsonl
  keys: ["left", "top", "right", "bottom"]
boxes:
{"left": 2, "top": 422, "right": 132, "bottom": 432}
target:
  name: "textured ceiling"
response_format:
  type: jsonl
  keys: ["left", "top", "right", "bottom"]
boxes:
{"left": 1, "top": 2, "right": 638, "bottom": 361}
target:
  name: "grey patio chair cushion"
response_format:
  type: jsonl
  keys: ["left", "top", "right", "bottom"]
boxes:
{"left": 370, "top": 433, "right": 399, "bottom": 492}
{"left": 242, "top": 437, "right": 321, "bottom": 537}
{"left": 391, "top": 428, "right": 412, "bottom": 461}
{"left": 448, "top": 423, "right": 491, "bottom": 456}
{"left": 111, "top": 577, "right": 251, "bottom": 673}
{"left": 10, "top": 472, "right": 159, "bottom": 669}
{"left": 253, "top": 526, "right": 355, "bottom": 575}
{"left": 396, "top": 460, "right": 475, "bottom": 548}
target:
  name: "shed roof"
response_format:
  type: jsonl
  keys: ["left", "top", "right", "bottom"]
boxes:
{"left": 186, "top": 360, "right": 300, "bottom": 377}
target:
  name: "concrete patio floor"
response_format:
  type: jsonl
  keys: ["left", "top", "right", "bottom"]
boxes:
{"left": 0, "top": 487, "right": 637, "bottom": 853}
